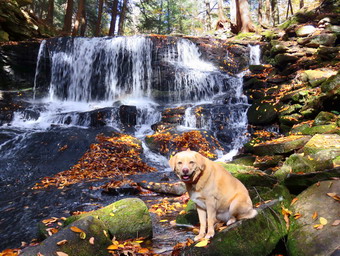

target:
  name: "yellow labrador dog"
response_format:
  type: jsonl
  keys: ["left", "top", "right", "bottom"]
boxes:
{"left": 169, "top": 150, "right": 257, "bottom": 240}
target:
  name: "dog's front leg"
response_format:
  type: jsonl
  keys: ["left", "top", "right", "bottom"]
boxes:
{"left": 205, "top": 200, "right": 217, "bottom": 239}
{"left": 194, "top": 206, "right": 207, "bottom": 241}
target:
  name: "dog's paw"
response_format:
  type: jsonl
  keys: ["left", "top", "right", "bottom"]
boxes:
{"left": 226, "top": 217, "right": 236, "bottom": 226}
{"left": 204, "top": 232, "right": 214, "bottom": 239}
{"left": 194, "top": 234, "right": 205, "bottom": 241}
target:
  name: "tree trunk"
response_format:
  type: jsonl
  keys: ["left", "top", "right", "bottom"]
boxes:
{"left": 118, "top": 0, "right": 128, "bottom": 35}
{"left": 40, "top": 0, "right": 46, "bottom": 19}
{"left": 233, "top": 0, "right": 255, "bottom": 33}
{"left": 109, "top": 0, "right": 119, "bottom": 36}
{"left": 72, "top": 0, "right": 86, "bottom": 36}
{"left": 286, "top": 0, "right": 294, "bottom": 18}
{"left": 218, "top": 0, "right": 225, "bottom": 21}
{"left": 230, "top": 0, "right": 237, "bottom": 25}
{"left": 46, "top": 0, "right": 54, "bottom": 25}
{"left": 80, "top": 1, "right": 87, "bottom": 36}
{"left": 63, "top": 0, "right": 73, "bottom": 34}
{"left": 158, "top": 0, "right": 163, "bottom": 34}
{"left": 166, "top": 0, "right": 171, "bottom": 34}
{"left": 205, "top": 0, "right": 211, "bottom": 31}
{"left": 270, "top": 0, "right": 279, "bottom": 26}
{"left": 94, "top": 0, "right": 104, "bottom": 36}
{"left": 258, "top": 0, "right": 263, "bottom": 25}
{"left": 300, "top": 0, "right": 304, "bottom": 9}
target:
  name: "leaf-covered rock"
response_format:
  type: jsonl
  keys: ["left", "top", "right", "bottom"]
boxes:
{"left": 287, "top": 180, "right": 340, "bottom": 256}
{"left": 247, "top": 102, "right": 278, "bottom": 125}
{"left": 21, "top": 216, "right": 112, "bottom": 256}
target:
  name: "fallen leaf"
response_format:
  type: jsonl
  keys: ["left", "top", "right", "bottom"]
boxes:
{"left": 56, "top": 252, "right": 68, "bottom": 256}
{"left": 70, "top": 226, "right": 84, "bottom": 233}
{"left": 326, "top": 192, "right": 340, "bottom": 201}
{"left": 331, "top": 220, "right": 340, "bottom": 226}
{"left": 159, "top": 219, "right": 168, "bottom": 222}
{"left": 294, "top": 213, "right": 302, "bottom": 219}
{"left": 313, "top": 224, "right": 324, "bottom": 230}
{"left": 319, "top": 217, "right": 328, "bottom": 225}
{"left": 290, "top": 198, "right": 298, "bottom": 205}
{"left": 195, "top": 239, "right": 209, "bottom": 247}
{"left": 107, "top": 244, "right": 118, "bottom": 250}
{"left": 312, "top": 211, "right": 318, "bottom": 220}
{"left": 79, "top": 232, "right": 86, "bottom": 240}
{"left": 56, "top": 240, "right": 68, "bottom": 246}
{"left": 89, "top": 237, "right": 95, "bottom": 245}
{"left": 137, "top": 248, "right": 150, "bottom": 253}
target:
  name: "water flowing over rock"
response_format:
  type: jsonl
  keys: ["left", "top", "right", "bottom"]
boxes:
{"left": 0, "top": 35, "right": 255, "bottom": 250}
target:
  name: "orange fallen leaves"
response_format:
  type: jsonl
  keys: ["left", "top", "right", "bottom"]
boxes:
{"left": 32, "top": 133, "right": 156, "bottom": 190}
{"left": 107, "top": 237, "right": 151, "bottom": 255}
{"left": 326, "top": 192, "right": 340, "bottom": 201}
{"left": 70, "top": 226, "right": 84, "bottom": 233}
{"left": 0, "top": 249, "right": 20, "bottom": 256}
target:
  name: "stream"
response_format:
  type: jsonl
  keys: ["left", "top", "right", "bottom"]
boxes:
{"left": 0, "top": 35, "right": 258, "bottom": 251}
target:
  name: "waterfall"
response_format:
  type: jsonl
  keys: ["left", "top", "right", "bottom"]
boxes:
{"left": 249, "top": 44, "right": 261, "bottom": 65}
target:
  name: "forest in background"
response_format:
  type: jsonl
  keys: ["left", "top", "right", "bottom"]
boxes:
{"left": 25, "top": 0, "right": 320, "bottom": 38}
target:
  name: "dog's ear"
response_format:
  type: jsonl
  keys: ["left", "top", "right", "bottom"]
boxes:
{"left": 169, "top": 154, "right": 177, "bottom": 170}
{"left": 195, "top": 153, "right": 206, "bottom": 171}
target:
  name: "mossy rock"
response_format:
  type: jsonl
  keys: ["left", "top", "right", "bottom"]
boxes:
{"left": 218, "top": 163, "right": 278, "bottom": 187}
{"left": 21, "top": 216, "right": 112, "bottom": 256}
{"left": 176, "top": 200, "right": 199, "bottom": 226}
{"left": 274, "top": 153, "right": 334, "bottom": 181}
{"left": 303, "top": 134, "right": 340, "bottom": 155}
{"left": 320, "top": 72, "right": 340, "bottom": 93}
{"left": 279, "top": 104, "right": 302, "bottom": 116}
{"left": 298, "top": 33, "right": 337, "bottom": 47}
{"left": 64, "top": 198, "right": 152, "bottom": 240}
{"left": 247, "top": 102, "right": 278, "bottom": 125}
{"left": 303, "top": 69, "right": 337, "bottom": 87}
{"left": 314, "top": 111, "right": 338, "bottom": 125}
{"left": 0, "top": 30, "right": 9, "bottom": 41}
{"left": 284, "top": 167, "right": 340, "bottom": 194}
{"left": 231, "top": 155, "right": 256, "bottom": 166}
{"left": 274, "top": 53, "right": 299, "bottom": 66}
{"left": 279, "top": 113, "right": 303, "bottom": 126}
{"left": 290, "top": 123, "right": 340, "bottom": 135}
{"left": 287, "top": 180, "right": 340, "bottom": 256}
{"left": 180, "top": 200, "right": 287, "bottom": 256}
{"left": 252, "top": 135, "right": 311, "bottom": 156}
{"left": 253, "top": 155, "right": 284, "bottom": 170}
{"left": 295, "top": 25, "right": 316, "bottom": 37}
{"left": 250, "top": 184, "right": 292, "bottom": 208}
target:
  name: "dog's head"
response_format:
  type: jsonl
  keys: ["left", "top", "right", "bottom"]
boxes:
{"left": 169, "top": 150, "right": 206, "bottom": 183}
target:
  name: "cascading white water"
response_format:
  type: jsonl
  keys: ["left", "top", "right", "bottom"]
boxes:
{"left": 249, "top": 44, "right": 261, "bottom": 65}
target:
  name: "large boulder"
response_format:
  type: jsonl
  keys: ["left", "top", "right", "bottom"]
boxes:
{"left": 21, "top": 216, "right": 112, "bottom": 256}
{"left": 64, "top": 198, "right": 152, "bottom": 240}
{"left": 252, "top": 135, "right": 311, "bottom": 156}
{"left": 180, "top": 200, "right": 287, "bottom": 256}
{"left": 303, "top": 134, "right": 340, "bottom": 156}
{"left": 301, "top": 69, "right": 337, "bottom": 87}
{"left": 287, "top": 180, "right": 340, "bottom": 256}
{"left": 247, "top": 102, "right": 278, "bottom": 125}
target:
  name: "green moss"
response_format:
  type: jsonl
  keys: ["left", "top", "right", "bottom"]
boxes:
{"left": 176, "top": 200, "right": 199, "bottom": 226}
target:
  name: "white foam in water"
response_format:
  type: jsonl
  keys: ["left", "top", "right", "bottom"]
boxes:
{"left": 5, "top": 36, "right": 256, "bottom": 165}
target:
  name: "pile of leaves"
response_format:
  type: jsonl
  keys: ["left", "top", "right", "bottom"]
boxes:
{"left": 33, "top": 133, "right": 156, "bottom": 190}
{"left": 148, "top": 130, "right": 223, "bottom": 159}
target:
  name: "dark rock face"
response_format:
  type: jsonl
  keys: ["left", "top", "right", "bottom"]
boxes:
{"left": 0, "top": 42, "right": 40, "bottom": 90}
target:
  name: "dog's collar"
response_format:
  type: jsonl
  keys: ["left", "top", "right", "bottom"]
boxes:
{"left": 192, "top": 167, "right": 203, "bottom": 184}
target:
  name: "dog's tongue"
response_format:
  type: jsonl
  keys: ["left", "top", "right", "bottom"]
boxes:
{"left": 182, "top": 175, "right": 190, "bottom": 180}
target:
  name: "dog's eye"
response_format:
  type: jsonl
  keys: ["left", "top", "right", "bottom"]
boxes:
{"left": 189, "top": 161, "right": 194, "bottom": 164}
{"left": 178, "top": 162, "right": 182, "bottom": 165}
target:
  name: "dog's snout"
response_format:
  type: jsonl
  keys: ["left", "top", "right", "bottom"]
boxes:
{"left": 182, "top": 168, "right": 189, "bottom": 174}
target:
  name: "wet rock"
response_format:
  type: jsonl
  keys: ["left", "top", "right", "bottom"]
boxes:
{"left": 252, "top": 135, "right": 311, "bottom": 156}
{"left": 21, "top": 216, "right": 112, "bottom": 256}
{"left": 231, "top": 155, "right": 256, "bottom": 166}
{"left": 287, "top": 180, "right": 340, "bottom": 256}
{"left": 295, "top": 25, "right": 317, "bottom": 37}
{"left": 270, "top": 40, "right": 288, "bottom": 55}
{"left": 249, "top": 65, "right": 267, "bottom": 74}
{"left": 180, "top": 200, "right": 287, "bottom": 256}
{"left": 274, "top": 53, "right": 299, "bottom": 66}
{"left": 64, "top": 198, "right": 152, "bottom": 240}
{"left": 247, "top": 102, "right": 278, "bottom": 125}
{"left": 279, "top": 113, "right": 303, "bottom": 126}
{"left": 137, "top": 180, "right": 186, "bottom": 196}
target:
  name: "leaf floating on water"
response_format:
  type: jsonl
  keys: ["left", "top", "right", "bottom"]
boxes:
{"left": 56, "top": 239, "right": 68, "bottom": 246}
{"left": 195, "top": 239, "right": 209, "bottom": 247}
{"left": 70, "top": 226, "right": 84, "bottom": 233}
{"left": 319, "top": 217, "right": 328, "bottom": 225}
{"left": 56, "top": 252, "right": 69, "bottom": 256}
